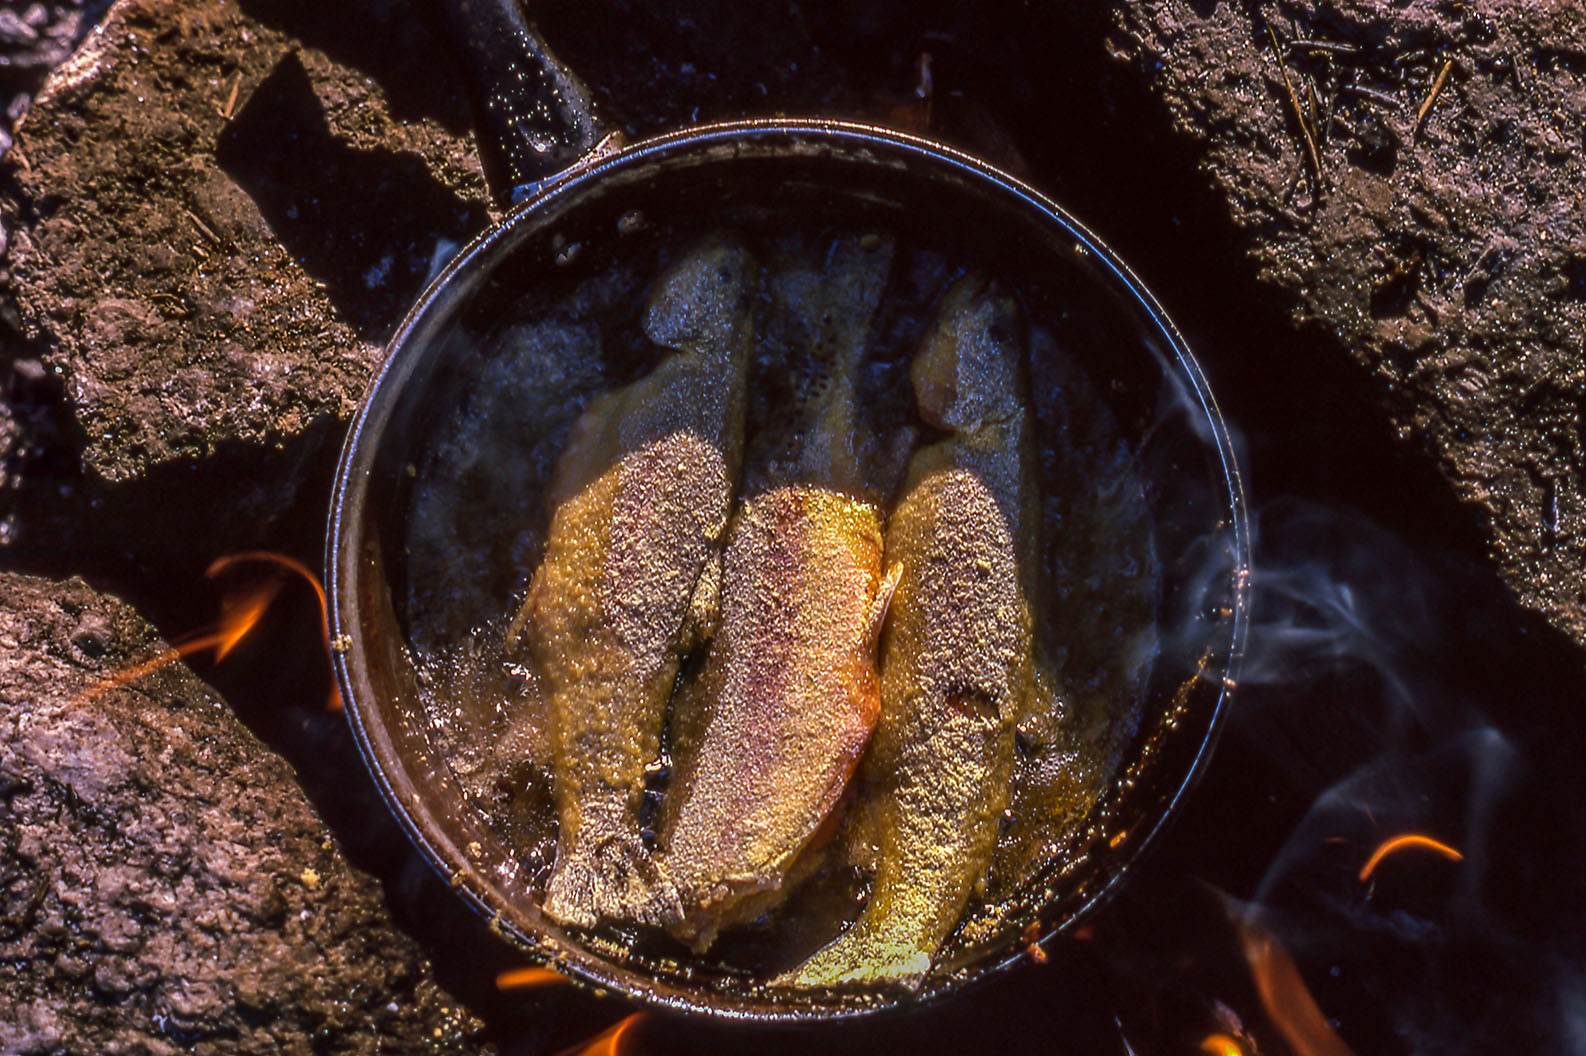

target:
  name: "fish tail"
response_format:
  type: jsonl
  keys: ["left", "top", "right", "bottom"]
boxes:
{"left": 543, "top": 835, "right": 683, "bottom": 931}
{"left": 776, "top": 925, "right": 931, "bottom": 990}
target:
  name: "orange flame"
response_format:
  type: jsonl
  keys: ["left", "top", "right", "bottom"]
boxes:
{"left": 76, "top": 576, "right": 283, "bottom": 705}
{"left": 1239, "top": 916, "right": 1356, "bottom": 1056}
{"left": 495, "top": 966, "right": 568, "bottom": 992}
{"left": 556, "top": 1013, "right": 644, "bottom": 1056}
{"left": 75, "top": 551, "right": 341, "bottom": 711}
{"left": 208, "top": 551, "right": 341, "bottom": 711}
{"left": 1358, "top": 834, "right": 1462, "bottom": 882}
{"left": 1200, "top": 1033, "right": 1244, "bottom": 1056}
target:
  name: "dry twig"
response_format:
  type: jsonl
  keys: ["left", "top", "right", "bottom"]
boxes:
{"left": 221, "top": 74, "right": 241, "bottom": 120}
{"left": 1415, "top": 58, "right": 1455, "bottom": 134}
{"left": 1267, "top": 26, "right": 1324, "bottom": 186}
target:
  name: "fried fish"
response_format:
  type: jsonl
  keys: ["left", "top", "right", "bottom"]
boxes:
{"left": 661, "top": 233, "right": 901, "bottom": 951}
{"left": 785, "top": 273, "right": 1039, "bottom": 988}
{"left": 514, "top": 237, "right": 758, "bottom": 930}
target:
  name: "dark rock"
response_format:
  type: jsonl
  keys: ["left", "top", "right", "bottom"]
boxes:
{"left": 0, "top": 572, "right": 492, "bottom": 1054}
{"left": 3, "top": 0, "right": 491, "bottom": 483}
{"left": 1110, "top": 1, "right": 1586, "bottom": 644}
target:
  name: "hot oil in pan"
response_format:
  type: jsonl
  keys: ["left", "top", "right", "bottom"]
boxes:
{"left": 399, "top": 218, "right": 1158, "bottom": 990}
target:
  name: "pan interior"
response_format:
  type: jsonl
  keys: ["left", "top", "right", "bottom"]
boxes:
{"left": 330, "top": 124, "right": 1246, "bottom": 1021}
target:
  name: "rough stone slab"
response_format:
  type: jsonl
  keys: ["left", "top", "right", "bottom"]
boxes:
{"left": 1110, "top": 1, "right": 1586, "bottom": 643}
{"left": 0, "top": 572, "right": 491, "bottom": 1054}
{"left": 3, "top": 0, "right": 490, "bottom": 482}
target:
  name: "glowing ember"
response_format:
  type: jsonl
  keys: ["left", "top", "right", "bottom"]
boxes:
{"left": 1357, "top": 834, "right": 1463, "bottom": 883}
{"left": 75, "top": 551, "right": 340, "bottom": 710}
{"left": 1239, "top": 916, "right": 1356, "bottom": 1056}
{"left": 494, "top": 966, "right": 568, "bottom": 991}
{"left": 1199, "top": 1033, "right": 1244, "bottom": 1056}
{"left": 556, "top": 1012, "right": 644, "bottom": 1056}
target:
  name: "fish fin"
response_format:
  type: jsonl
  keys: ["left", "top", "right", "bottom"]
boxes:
{"left": 505, "top": 596, "right": 532, "bottom": 654}
{"left": 667, "top": 908, "right": 725, "bottom": 955}
{"left": 679, "top": 550, "right": 723, "bottom": 651}
{"left": 667, "top": 870, "right": 789, "bottom": 954}
{"left": 864, "top": 561, "right": 905, "bottom": 651}
{"left": 543, "top": 836, "right": 682, "bottom": 931}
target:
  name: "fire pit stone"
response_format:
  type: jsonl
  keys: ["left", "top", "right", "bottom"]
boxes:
{"left": 1111, "top": 0, "right": 1586, "bottom": 644}
{"left": 0, "top": 572, "right": 490, "bottom": 1054}
{"left": 2, "top": 0, "right": 491, "bottom": 484}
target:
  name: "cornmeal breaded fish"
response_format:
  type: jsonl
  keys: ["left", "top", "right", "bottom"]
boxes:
{"left": 514, "top": 237, "right": 758, "bottom": 931}
{"left": 785, "top": 274, "right": 1038, "bottom": 988}
{"left": 661, "top": 233, "right": 900, "bottom": 951}
{"left": 662, "top": 484, "right": 896, "bottom": 951}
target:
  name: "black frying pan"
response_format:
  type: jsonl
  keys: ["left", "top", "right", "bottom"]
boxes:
{"left": 327, "top": 0, "right": 1250, "bottom": 1022}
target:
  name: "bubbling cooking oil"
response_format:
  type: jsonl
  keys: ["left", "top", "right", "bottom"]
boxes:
{"left": 401, "top": 225, "right": 1157, "bottom": 985}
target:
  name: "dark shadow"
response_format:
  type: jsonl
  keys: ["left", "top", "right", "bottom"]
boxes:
{"left": 215, "top": 51, "right": 489, "bottom": 342}
{"left": 530, "top": 0, "right": 853, "bottom": 138}
{"left": 237, "top": 0, "right": 472, "bottom": 132}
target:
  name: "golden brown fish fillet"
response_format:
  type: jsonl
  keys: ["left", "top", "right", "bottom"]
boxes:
{"left": 784, "top": 274, "right": 1039, "bottom": 988}
{"left": 660, "top": 232, "right": 899, "bottom": 950}
{"left": 662, "top": 485, "right": 897, "bottom": 951}
{"left": 514, "top": 237, "right": 758, "bottom": 931}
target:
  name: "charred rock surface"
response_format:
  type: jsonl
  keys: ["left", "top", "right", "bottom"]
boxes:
{"left": 2, "top": 0, "right": 489, "bottom": 484}
{"left": 0, "top": 572, "right": 490, "bottom": 1054}
{"left": 1109, "top": 1, "right": 1586, "bottom": 645}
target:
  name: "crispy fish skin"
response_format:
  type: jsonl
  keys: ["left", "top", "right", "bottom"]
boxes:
{"left": 662, "top": 486, "right": 892, "bottom": 950}
{"left": 785, "top": 275, "right": 1037, "bottom": 988}
{"left": 517, "top": 238, "right": 758, "bottom": 931}
{"left": 661, "top": 233, "right": 898, "bottom": 949}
